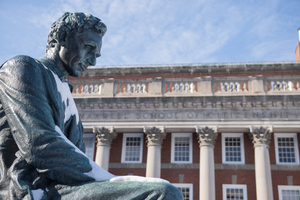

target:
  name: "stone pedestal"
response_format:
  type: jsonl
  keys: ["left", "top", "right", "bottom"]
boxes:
{"left": 249, "top": 126, "right": 273, "bottom": 200}
{"left": 144, "top": 126, "right": 166, "bottom": 178}
{"left": 196, "top": 126, "right": 218, "bottom": 200}
{"left": 93, "top": 127, "right": 117, "bottom": 171}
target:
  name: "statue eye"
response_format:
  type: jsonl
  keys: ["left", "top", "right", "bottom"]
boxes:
{"left": 85, "top": 45, "right": 93, "bottom": 52}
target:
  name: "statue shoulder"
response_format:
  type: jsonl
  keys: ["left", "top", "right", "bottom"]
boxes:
{"left": 1, "top": 55, "right": 48, "bottom": 75}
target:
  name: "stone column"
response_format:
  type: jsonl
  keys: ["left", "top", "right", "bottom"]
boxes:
{"left": 249, "top": 126, "right": 273, "bottom": 200}
{"left": 196, "top": 126, "right": 218, "bottom": 200}
{"left": 144, "top": 126, "right": 166, "bottom": 178}
{"left": 93, "top": 127, "right": 117, "bottom": 171}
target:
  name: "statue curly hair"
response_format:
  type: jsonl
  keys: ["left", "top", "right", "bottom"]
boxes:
{"left": 46, "top": 12, "right": 107, "bottom": 53}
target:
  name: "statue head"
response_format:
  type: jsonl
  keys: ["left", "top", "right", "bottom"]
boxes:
{"left": 46, "top": 12, "right": 107, "bottom": 77}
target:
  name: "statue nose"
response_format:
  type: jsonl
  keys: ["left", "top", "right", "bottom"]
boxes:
{"left": 87, "top": 55, "right": 96, "bottom": 66}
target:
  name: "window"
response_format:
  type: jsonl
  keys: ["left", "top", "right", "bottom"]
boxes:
{"left": 121, "top": 133, "right": 143, "bottom": 163}
{"left": 222, "top": 133, "right": 245, "bottom": 164}
{"left": 278, "top": 186, "right": 300, "bottom": 200}
{"left": 83, "top": 134, "right": 96, "bottom": 160}
{"left": 275, "top": 133, "right": 299, "bottom": 165}
{"left": 171, "top": 133, "right": 193, "bottom": 163}
{"left": 172, "top": 184, "right": 193, "bottom": 200}
{"left": 223, "top": 184, "right": 247, "bottom": 200}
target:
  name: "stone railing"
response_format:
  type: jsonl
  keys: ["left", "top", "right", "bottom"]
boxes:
{"left": 69, "top": 75, "right": 300, "bottom": 98}
{"left": 114, "top": 79, "right": 150, "bottom": 96}
{"left": 266, "top": 78, "right": 300, "bottom": 93}
{"left": 213, "top": 77, "right": 251, "bottom": 96}
{"left": 163, "top": 78, "right": 198, "bottom": 96}
{"left": 72, "top": 82, "right": 104, "bottom": 96}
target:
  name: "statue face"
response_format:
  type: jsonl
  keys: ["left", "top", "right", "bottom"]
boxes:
{"left": 59, "top": 29, "right": 102, "bottom": 77}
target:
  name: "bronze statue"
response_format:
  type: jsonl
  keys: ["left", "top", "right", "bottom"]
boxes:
{"left": 0, "top": 12, "right": 182, "bottom": 200}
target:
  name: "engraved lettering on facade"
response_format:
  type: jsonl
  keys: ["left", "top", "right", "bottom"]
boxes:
{"left": 159, "top": 113, "right": 165, "bottom": 119}
{"left": 187, "top": 112, "right": 194, "bottom": 119}
{"left": 270, "top": 112, "right": 277, "bottom": 118}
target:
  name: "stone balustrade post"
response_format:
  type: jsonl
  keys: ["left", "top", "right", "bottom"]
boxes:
{"left": 93, "top": 127, "right": 117, "bottom": 171}
{"left": 249, "top": 126, "right": 273, "bottom": 200}
{"left": 101, "top": 78, "right": 114, "bottom": 97}
{"left": 196, "top": 126, "right": 218, "bottom": 200}
{"left": 144, "top": 126, "right": 166, "bottom": 178}
{"left": 147, "top": 77, "right": 162, "bottom": 95}
{"left": 198, "top": 76, "right": 212, "bottom": 95}
{"left": 251, "top": 75, "right": 265, "bottom": 94}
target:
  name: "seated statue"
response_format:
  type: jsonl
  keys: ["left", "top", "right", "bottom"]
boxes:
{"left": 0, "top": 12, "right": 182, "bottom": 200}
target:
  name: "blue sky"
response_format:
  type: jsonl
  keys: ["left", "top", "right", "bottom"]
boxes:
{"left": 0, "top": 0, "right": 299, "bottom": 66}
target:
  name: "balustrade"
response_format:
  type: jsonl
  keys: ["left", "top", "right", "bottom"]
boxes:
{"left": 267, "top": 80, "right": 300, "bottom": 92}
{"left": 165, "top": 81, "right": 197, "bottom": 94}
{"left": 215, "top": 80, "right": 249, "bottom": 93}
{"left": 69, "top": 76, "right": 300, "bottom": 98}
{"left": 73, "top": 83, "right": 102, "bottom": 95}
{"left": 117, "top": 82, "right": 148, "bottom": 94}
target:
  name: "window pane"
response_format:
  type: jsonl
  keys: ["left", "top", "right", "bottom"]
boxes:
{"left": 281, "top": 189, "right": 300, "bottom": 200}
{"left": 277, "top": 137, "right": 296, "bottom": 163}
{"left": 83, "top": 136, "right": 94, "bottom": 160}
{"left": 225, "top": 137, "right": 242, "bottom": 163}
{"left": 125, "top": 137, "right": 141, "bottom": 161}
{"left": 225, "top": 187, "right": 245, "bottom": 200}
{"left": 174, "top": 137, "right": 190, "bottom": 162}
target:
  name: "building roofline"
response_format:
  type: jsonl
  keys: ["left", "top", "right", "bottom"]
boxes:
{"left": 88, "top": 61, "right": 300, "bottom": 71}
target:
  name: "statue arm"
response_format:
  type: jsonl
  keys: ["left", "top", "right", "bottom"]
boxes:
{"left": 0, "top": 57, "right": 101, "bottom": 184}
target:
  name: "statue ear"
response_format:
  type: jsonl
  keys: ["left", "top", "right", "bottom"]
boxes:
{"left": 58, "top": 31, "right": 67, "bottom": 46}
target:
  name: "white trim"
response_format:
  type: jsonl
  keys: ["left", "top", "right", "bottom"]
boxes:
{"left": 222, "top": 133, "right": 245, "bottom": 164}
{"left": 274, "top": 133, "right": 300, "bottom": 165}
{"left": 121, "top": 133, "right": 144, "bottom": 163}
{"left": 83, "top": 134, "right": 96, "bottom": 161}
{"left": 171, "top": 133, "right": 193, "bottom": 163}
{"left": 172, "top": 183, "right": 193, "bottom": 200}
{"left": 278, "top": 185, "right": 300, "bottom": 200}
{"left": 222, "top": 184, "right": 247, "bottom": 200}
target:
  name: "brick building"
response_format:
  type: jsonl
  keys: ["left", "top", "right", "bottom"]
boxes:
{"left": 69, "top": 31, "right": 300, "bottom": 200}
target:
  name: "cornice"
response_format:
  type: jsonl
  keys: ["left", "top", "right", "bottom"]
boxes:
{"left": 69, "top": 62, "right": 300, "bottom": 79}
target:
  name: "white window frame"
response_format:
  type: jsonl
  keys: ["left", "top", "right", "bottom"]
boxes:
{"left": 171, "top": 133, "right": 193, "bottom": 163}
{"left": 278, "top": 185, "right": 300, "bottom": 200}
{"left": 222, "top": 133, "right": 245, "bottom": 164}
{"left": 223, "top": 184, "right": 247, "bottom": 200}
{"left": 121, "top": 133, "right": 144, "bottom": 163}
{"left": 274, "top": 133, "right": 300, "bottom": 165}
{"left": 172, "top": 183, "right": 193, "bottom": 200}
{"left": 83, "top": 134, "right": 96, "bottom": 161}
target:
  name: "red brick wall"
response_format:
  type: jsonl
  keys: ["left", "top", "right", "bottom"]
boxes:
{"left": 244, "top": 133, "right": 255, "bottom": 164}
{"left": 161, "top": 168, "right": 199, "bottom": 200}
{"left": 269, "top": 133, "right": 277, "bottom": 164}
{"left": 215, "top": 170, "right": 256, "bottom": 200}
{"left": 214, "top": 134, "right": 222, "bottom": 163}
{"left": 161, "top": 133, "right": 171, "bottom": 163}
{"left": 296, "top": 42, "right": 300, "bottom": 62}
{"left": 109, "top": 133, "right": 123, "bottom": 162}
{"left": 193, "top": 133, "right": 200, "bottom": 163}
